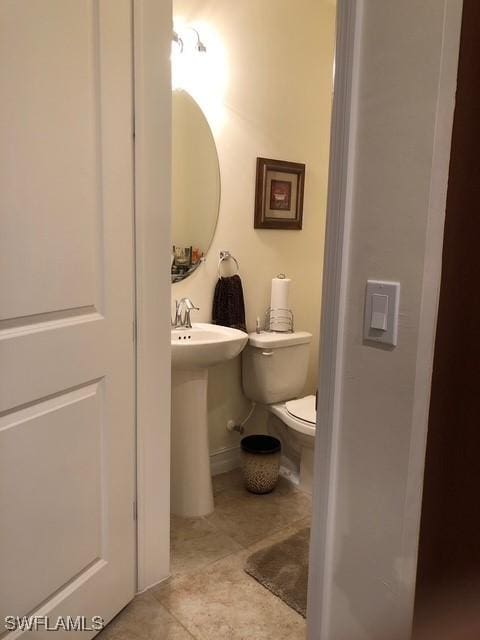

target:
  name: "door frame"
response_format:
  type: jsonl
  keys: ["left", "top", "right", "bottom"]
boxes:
{"left": 307, "top": 1, "right": 463, "bottom": 639}
{"left": 132, "top": 0, "right": 462, "bottom": 635}
{"left": 133, "top": 0, "right": 173, "bottom": 592}
{"left": 306, "top": 1, "right": 362, "bottom": 637}
{"left": 414, "top": 0, "right": 480, "bottom": 617}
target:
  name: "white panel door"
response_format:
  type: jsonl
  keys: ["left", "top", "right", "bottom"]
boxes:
{"left": 0, "top": 1, "right": 136, "bottom": 636}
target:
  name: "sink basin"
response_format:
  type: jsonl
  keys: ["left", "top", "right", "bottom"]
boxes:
{"left": 170, "top": 322, "right": 248, "bottom": 518}
{"left": 171, "top": 322, "right": 248, "bottom": 369}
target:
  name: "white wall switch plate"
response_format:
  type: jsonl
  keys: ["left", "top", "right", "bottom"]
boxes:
{"left": 364, "top": 280, "right": 400, "bottom": 346}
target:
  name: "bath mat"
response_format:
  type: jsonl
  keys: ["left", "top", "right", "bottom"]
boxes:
{"left": 244, "top": 527, "right": 310, "bottom": 617}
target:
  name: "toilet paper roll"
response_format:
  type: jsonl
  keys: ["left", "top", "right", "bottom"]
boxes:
{"left": 270, "top": 276, "right": 291, "bottom": 331}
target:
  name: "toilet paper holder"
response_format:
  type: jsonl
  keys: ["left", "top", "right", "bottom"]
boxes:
{"left": 264, "top": 307, "right": 294, "bottom": 333}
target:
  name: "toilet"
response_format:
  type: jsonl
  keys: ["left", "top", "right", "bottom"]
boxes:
{"left": 242, "top": 330, "right": 316, "bottom": 493}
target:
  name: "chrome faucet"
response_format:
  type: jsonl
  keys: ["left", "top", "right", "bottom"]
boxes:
{"left": 172, "top": 298, "right": 199, "bottom": 329}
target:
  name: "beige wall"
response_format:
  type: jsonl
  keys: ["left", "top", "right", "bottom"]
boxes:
{"left": 171, "top": 0, "right": 336, "bottom": 454}
{"left": 321, "top": 1, "right": 463, "bottom": 639}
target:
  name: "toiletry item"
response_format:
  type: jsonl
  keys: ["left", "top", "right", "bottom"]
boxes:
{"left": 174, "top": 246, "right": 191, "bottom": 267}
{"left": 256, "top": 317, "right": 261, "bottom": 333}
{"left": 270, "top": 275, "right": 291, "bottom": 331}
{"left": 191, "top": 247, "right": 204, "bottom": 265}
{"left": 173, "top": 246, "right": 184, "bottom": 266}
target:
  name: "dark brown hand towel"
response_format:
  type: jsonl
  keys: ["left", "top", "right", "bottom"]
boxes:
{"left": 212, "top": 274, "right": 247, "bottom": 332}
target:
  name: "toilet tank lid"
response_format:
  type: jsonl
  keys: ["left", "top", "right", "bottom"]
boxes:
{"left": 247, "top": 331, "right": 312, "bottom": 349}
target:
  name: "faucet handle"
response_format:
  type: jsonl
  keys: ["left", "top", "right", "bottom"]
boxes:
{"left": 182, "top": 298, "right": 199, "bottom": 311}
{"left": 183, "top": 300, "right": 199, "bottom": 329}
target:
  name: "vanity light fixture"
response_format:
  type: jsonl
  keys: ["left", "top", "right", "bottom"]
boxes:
{"left": 171, "top": 27, "right": 207, "bottom": 54}
{"left": 190, "top": 28, "right": 207, "bottom": 53}
{"left": 172, "top": 30, "right": 184, "bottom": 53}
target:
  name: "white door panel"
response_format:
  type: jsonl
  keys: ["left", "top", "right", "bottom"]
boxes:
{"left": 0, "top": 0, "right": 136, "bottom": 636}
{"left": 0, "top": 0, "right": 101, "bottom": 320}
{"left": 1, "top": 384, "right": 103, "bottom": 621}
{"left": 0, "top": 315, "right": 106, "bottom": 410}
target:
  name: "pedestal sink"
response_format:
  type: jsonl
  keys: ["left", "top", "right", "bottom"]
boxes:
{"left": 171, "top": 323, "right": 248, "bottom": 517}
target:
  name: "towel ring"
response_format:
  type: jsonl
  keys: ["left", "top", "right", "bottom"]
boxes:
{"left": 218, "top": 250, "right": 240, "bottom": 278}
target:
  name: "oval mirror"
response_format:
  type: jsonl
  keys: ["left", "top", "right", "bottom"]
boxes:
{"left": 171, "top": 90, "right": 220, "bottom": 283}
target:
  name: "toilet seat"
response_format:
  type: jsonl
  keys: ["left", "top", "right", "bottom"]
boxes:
{"left": 269, "top": 395, "right": 316, "bottom": 438}
{"left": 285, "top": 395, "right": 316, "bottom": 425}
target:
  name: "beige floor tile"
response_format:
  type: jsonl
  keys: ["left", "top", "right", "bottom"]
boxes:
{"left": 274, "top": 489, "right": 312, "bottom": 520}
{"left": 245, "top": 516, "right": 312, "bottom": 555}
{"left": 206, "top": 486, "right": 311, "bottom": 547}
{"left": 212, "top": 468, "right": 245, "bottom": 496}
{"left": 97, "top": 592, "right": 193, "bottom": 640}
{"left": 171, "top": 514, "right": 214, "bottom": 543}
{"left": 104, "top": 474, "right": 311, "bottom": 640}
{"left": 171, "top": 515, "right": 242, "bottom": 577}
{"left": 151, "top": 550, "right": 306, "bottom": 640}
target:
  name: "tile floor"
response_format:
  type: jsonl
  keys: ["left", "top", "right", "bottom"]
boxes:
{"left": 99, "top": 469, "right": 311, "bottom": 640}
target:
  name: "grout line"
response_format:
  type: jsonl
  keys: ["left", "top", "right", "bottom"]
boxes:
{"left": 242, "top": 518, "right": 312, "bottom": 553}
{"left": 171, "top": 545, "right": 242, "bottom": 580}
{"left": 168, "top": 610, "right": 198, "bottom": 640}
{"left": 151, "top": 593, "right": 199, "bottom": 639}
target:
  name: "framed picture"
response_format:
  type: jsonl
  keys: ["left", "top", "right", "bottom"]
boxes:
{"left": 254, "top": 157, "right": 305, "bottom": 230}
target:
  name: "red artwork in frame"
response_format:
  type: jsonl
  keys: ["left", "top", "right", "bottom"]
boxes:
{"left": 269, "top": 179, "right": 292, "bottom": 210}
{"left": 254, "top": 157, "right": 305, "bottom": 229}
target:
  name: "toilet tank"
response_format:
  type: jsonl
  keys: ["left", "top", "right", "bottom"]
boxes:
{"left": 242, "top": 331, "right": 312, "bottom": 404}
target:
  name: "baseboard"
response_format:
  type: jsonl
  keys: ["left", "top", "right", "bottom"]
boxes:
{"left": 210, "top": 445, "right": 241, "bottom": 476}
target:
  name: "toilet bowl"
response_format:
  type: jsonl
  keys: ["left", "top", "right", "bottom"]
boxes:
{"left": 268, "top": 395, "right": 316, "bottom": 492}
{"left": 242, "top": 331, "right": 316, "bottom": 493}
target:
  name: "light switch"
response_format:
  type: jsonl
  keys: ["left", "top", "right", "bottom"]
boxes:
{"left": 364, "top": 280, "right": 400, "bottom": 346}
{"left": 371, "top": 293, "right": 388, "bottom": 330}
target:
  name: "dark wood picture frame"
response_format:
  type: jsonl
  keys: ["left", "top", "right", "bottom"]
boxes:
{"left": 254, "top": 157, "right": 306, "bottom": 230}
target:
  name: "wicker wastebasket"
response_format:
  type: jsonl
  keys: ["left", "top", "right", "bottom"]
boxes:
{"left": 240, "top": 435, "right": 281, "bottom": 494}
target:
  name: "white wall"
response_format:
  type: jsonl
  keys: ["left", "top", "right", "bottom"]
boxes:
{"left": 171, "top": 0, "right": 336, "bottom": 455}
{"left": 311, "top": 1, "right": 463, "bottom": 639}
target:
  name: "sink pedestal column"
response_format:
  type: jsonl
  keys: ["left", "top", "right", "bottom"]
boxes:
{"left": 171, "top": 368, "right": 214, "bottom": 517}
